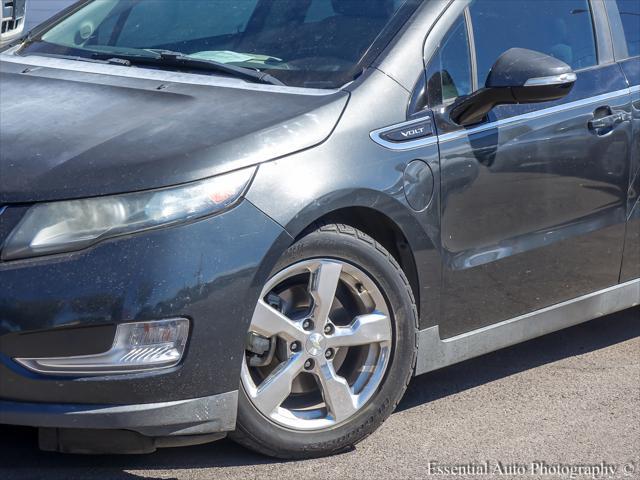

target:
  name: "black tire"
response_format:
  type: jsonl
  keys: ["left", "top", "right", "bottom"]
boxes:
{"left": 230, "top": 224, "right": 418, "bottom": 459}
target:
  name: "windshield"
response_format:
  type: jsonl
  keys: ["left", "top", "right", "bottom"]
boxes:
{"left": 18, "top": 0, "right": 418, "bottom": 88}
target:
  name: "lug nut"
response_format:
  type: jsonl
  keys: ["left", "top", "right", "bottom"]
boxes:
{"left": 290, "top": 341, "right": 300, "bottom": 352}
{"left": 304, "top": 359, "right": 315, "bottom": 370}
{"left": 302, "top": 319, "right": 314, "bottom": 331}
{"left": 324, "top": 323, "right": 334, "bottom": 335}
{"left": 325, "top": 348, "right": 334, "bottom": 360}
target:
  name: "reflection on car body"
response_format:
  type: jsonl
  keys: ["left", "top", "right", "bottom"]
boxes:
{"left": 0, "top": 0, "right": 638, "bottom": 459}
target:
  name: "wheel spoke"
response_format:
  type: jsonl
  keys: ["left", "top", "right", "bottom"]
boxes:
{"left": 243, "top": 258, "right": 394, "bottom": 430}
{"left": 251, "top": 299, "right": 306, "bottom": 341}
{"left": 315, "top": 359, "right": 358, "bottom": 423}
{"left": 308, "top": 261, "right": 342, "bottom": 325}
{"left": 251, "top": 353, "right": 306, "bottom": 415}
{"left": 326, "top": 313, "right": 391, "bottom": 348}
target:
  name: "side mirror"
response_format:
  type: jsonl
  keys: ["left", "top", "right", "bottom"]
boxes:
{"left": 450, "top": 48, "right": 577, "bottom": 127}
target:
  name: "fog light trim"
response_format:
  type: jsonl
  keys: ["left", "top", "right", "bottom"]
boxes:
{"left": 14, "top": 318, "right": 189, "bottom": 376}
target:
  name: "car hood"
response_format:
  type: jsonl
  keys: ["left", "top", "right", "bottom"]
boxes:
{"left": 0, "top": 53, "right": 349, "bottom": 203}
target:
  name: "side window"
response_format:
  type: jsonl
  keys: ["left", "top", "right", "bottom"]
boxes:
{"left": 469, "top": 0, "right": 598, "bottom": 87}
{"left": 425, "top": 15, "right": 473, "bottom": 107}
{"left": 616, "top": 0, "right": 640, "bottom": 58}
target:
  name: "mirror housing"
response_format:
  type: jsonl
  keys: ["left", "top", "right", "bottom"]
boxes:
{"left": 450, "top": 48, "right": 577, "bottom": 127}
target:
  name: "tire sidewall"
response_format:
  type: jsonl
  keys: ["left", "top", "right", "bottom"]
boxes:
{"left": 234, "top": 226, "right": 417, "bottom": 457}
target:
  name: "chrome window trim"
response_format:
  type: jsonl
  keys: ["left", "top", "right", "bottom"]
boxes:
{"left": 371, "top": 87, "right": 633, "bottom": 151}
{"left": 437, "top": 87, "right": 632, "bottom": 144}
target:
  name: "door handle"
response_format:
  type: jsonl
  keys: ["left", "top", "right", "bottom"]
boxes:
{"left": 588, "top": 107, "right": 627, "bottom": 135}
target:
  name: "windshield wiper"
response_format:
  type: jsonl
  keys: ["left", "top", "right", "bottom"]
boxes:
{"left": 19, "top": 51, "right": 133, "bottom": 66}
{"left": 91, "top": 49, "right": 285, "bottom": 86}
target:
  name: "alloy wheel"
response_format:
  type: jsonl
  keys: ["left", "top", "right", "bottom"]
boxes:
{"left": 241, "top": 259, "right": 393, "bottom": 431}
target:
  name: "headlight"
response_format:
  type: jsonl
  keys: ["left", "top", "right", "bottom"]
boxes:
{"left": 2, "top": 167, "right": 256, "bottom": 261}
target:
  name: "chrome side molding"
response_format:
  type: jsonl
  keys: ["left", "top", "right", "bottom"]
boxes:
{"left": 371, "top": 87, "right": 633, "bottom": 151}
{"left": 415, "top": 279, "right": 640, "bottom": 376}
{"left": 370, "top": 115, "right": 439, "bottom": 151}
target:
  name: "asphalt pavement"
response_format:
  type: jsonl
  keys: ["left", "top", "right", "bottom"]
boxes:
{"left": 1, "top": 307, "right": 638, "bottom": 480}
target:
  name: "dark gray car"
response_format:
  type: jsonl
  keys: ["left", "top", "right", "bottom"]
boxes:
{"left": 0, "top": 0, "right": 638, "bottom": 459}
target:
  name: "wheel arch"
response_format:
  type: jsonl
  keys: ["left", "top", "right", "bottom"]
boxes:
{"left": 298, "top": 207, "right": 421, "bottom": 317}
{"left": 249, "top": 185, "right": 442, "bottom": 330}
{"left": 280, "top": 188, "right": 440, "bottom": 322}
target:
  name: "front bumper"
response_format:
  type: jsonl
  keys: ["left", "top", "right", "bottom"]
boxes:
{"left": 0, "top": 200, "right": 291, "bottom": 434}
{"left": 0, "top": 390, "right": 238, "bottom": 437}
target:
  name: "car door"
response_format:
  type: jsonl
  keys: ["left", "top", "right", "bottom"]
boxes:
{"left": 429, "top": 0, "right": 633, "bottom": 338}
{"left": 608, "top": 0, "right": 640, "bottom": 282}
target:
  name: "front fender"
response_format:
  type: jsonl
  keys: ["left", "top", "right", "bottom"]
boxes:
{"left": 247, "top": 162, "right": 442, "bottom": 330}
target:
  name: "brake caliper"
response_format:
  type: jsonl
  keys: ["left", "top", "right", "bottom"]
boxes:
{"left": 245, "top": 293, "right": 281, "bottom": 367}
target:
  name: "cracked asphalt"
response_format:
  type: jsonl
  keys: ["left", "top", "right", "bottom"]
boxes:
{"left": 1, "top": 307, "right": 638, "bottom": 480}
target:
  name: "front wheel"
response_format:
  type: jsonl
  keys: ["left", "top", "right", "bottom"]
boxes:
{"left": 230, "top": 224, "right": 418, "bottom": 458}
